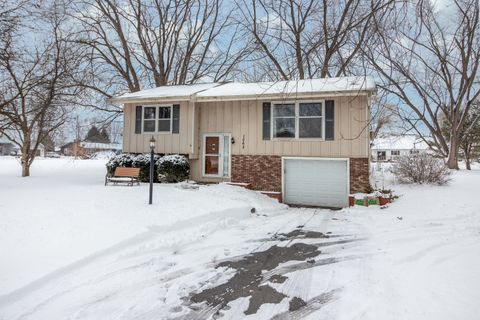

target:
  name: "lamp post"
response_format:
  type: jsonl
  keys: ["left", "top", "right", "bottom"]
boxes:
{"left": 149, "top": 136, "right": 155, "bottom": 205}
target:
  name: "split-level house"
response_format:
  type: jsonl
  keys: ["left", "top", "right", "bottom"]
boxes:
{"left": 112, "top": 77, "right": 376, "bottom": 208}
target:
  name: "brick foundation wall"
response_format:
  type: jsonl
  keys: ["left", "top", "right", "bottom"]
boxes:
{"left": 350, "top": 158, "right": 370, "bottom": 193}
{"left": 231, "top": 155, "right": 282, "bottom": 191}
{"left": 231, "top": 155, "right": 370, "bottom": 194}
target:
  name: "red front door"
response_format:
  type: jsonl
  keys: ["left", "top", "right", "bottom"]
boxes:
{"left": 204, "top": 136, "right": 220, "bottom": 175}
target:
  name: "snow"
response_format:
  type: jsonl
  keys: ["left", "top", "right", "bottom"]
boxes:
{"left": 196, "top": 76, "right": 376, "bottom": 99}
{"left": 111, "top": 82, "right": 222, "bottom": 102}
{"left": 1, "top": 157, "right": 479, "bottom": 319}
{"left": 372, "top": 134, "right": 430, "bottom": 150}
{"left": 111, "top": 77, "right": 375, "bottom": 103}
{"left": 80, "top": 142, "right": 122, "bottom": 150}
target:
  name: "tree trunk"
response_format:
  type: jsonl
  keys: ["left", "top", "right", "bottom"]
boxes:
{"left": 21, "top": 162, "right": 30, "bottom": 177}
{"left": 464, "top": 146, "right": 472, "bottom": 170}
{"left": 21, "top": 154, "right": 31, "bottom": 177}
{"left": 447, "top": 133, "right": 459, "bottom": 170}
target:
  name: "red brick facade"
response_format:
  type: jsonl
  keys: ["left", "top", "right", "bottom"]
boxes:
{"left": 231, "top": 155, "right": 370, "bottom": 194}
{"left": 349, "top": 158, "right": 370, "bottom": 193}
{"left": 231, "top": 155, "right": 282, "bottom": 191}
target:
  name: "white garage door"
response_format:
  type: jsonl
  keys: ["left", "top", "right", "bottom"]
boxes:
{"left": 283, "top": 158, "right": 349, "bottom": 208}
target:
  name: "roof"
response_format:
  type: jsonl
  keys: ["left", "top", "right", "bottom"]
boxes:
{"left": 371, "top": 135, "right": 430, "bottom": 150}
{"left": 196, "top": 76, "right": 376, "bottom": 100}
{"left": 110, "top": 82, "right": 222, "bottom": 103}
{"left": 80, "top": 142, "right": 122, "bottom": 150}
{"left": 111, "top": 76, "right": 376, "bottom": 104}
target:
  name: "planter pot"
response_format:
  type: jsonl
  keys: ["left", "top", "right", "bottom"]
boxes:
{"left": 349, "top": 196, "right": 355, "bottom": 207}
{"left": 379, "top": 196, "right": 390, "bottom": 206}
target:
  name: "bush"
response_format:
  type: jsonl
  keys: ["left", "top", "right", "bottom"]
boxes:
{"left": 156, "top": 154, "right": 190, "bottom": 183}
{"left": 132, "top": 153, "right": 162, "bottom": 182}
{"left": 106, "top": 153, "right": 135, "bottom": 176}
{"left": 392, "top": 153, "right": 450, "bottom": 185}
{"left": 106, "top": 153, "right": 162, "bottom": 182}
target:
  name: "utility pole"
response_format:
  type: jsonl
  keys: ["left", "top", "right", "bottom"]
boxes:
{"left": 75, "top": 115, "right": 80, "bottom": 159}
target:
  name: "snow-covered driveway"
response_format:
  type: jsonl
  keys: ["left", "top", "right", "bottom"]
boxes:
{"left": 0, "top": 157, "right": 479, "bottom": 319}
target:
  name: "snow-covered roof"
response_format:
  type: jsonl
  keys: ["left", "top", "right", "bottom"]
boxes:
{"left": 111, "top": 76, "right": 376, "bottom": 103}
{"left": 196, "top": 76, "right": 376, "bottom": 100}
{"left": 372, "top": 135, "right": 430, "bottom": 150}
{"left": 110, "top": 83, "right": 222, "bottom": 103}
{"left": 80, "top": 142, "right": 122, "bottom": 150}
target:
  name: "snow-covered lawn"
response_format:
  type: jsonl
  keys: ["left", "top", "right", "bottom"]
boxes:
{"left": 0, "top": 157, "right": 479, "bottom": 319}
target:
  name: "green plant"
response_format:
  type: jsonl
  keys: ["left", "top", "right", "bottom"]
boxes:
{"left": 132, "top": 154, "right": 162, "bottom": 182}
{"left": 156, "top": 155, "right": 190, "bottom": 183}
{"left": 106, "top": 153, "right": 135, "bottom": 176}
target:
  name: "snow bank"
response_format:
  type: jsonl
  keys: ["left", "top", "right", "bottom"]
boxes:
{"left": 0, "top": 157, "right": 284, "bottom": 297}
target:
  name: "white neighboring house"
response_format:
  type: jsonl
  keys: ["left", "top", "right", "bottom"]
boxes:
{"left": 371, "top": 135, "right": 430, "bottom": 162}
{"left": 80, "top": 142, "right": 123, "bottom": 155}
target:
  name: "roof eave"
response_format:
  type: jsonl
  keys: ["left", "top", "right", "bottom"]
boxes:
{"left": 194, "top": 89, "right": 376, "bottom": 102}
{"left": 108, "top": 95, "right": 193, "bottom": 105}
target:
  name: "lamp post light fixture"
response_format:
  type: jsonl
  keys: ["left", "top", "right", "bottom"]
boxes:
{"left": 149, "top": 136, "right": 155, "bottom": 205}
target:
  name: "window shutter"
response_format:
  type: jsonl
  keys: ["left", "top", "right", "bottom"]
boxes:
{"left": 172, "top": 104, "right": 180, "bottom": 133}
{"left": 135, "top": 106, "right": 142, "bottom": 134}
{"left": 325, "top": 100, "right": 334, "bottom": 140}
{"left": 262, "top": 102, "right": 271, "bottom": 140}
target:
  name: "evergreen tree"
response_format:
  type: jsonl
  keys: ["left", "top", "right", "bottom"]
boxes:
{"left": 84, "top": 126, "right": 102, "bottom": 142}
{"left": 100, "top": 128, "right": 110, "bottom": 143}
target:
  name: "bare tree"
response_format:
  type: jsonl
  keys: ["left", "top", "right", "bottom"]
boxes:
{"left": 364, "top": 0, "right": 480, "bottom": 169}
{"left": 443, "top": 102, "right": 480, "bottom": 170}
{"left": 235, "top": 0, "right": 395, "bottom": 81}
{"left": 69, "top": 0, "right": 248, "bottom": 116}
{"left": 0, "top": 2, "right": 83, "bottom": 176}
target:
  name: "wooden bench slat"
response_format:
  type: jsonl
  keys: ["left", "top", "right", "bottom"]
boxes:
{"left": 114, "top": 167, "right": 140, "bottom": 177}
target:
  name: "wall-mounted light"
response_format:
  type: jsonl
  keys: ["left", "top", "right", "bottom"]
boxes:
{"left": 231, "top": 137, "right": 235, "bottom": 144}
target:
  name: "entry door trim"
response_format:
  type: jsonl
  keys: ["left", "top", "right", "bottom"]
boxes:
{"left": 202, "top": 133, "right": 231, "bottom": 178}
{"left": 281, "top": 157, "right": 350, "bottom": 206}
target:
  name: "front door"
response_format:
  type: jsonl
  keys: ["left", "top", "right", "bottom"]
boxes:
{"left": 203, "top": 134, "right": 231, "bottom": 177}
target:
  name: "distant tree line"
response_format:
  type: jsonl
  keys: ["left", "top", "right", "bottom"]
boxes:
{"left": 0, "top": 0, "right": 479, "bottom": 176}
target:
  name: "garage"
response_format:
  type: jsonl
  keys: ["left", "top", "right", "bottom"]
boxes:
{"left": 283, "top": 158, "right": 349, "bottom": 208}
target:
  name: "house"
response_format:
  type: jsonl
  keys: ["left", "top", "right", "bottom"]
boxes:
{"left": 61, "top": 140, "right": 122, "bottom": 157}
{"left": 371, "top": 135, "right": 430, "bottom": 162}
{"left": 0, "top": 136, "right": 14, "bottom": 155}
{"left": 111, "top": 76, "right": 376, "bottom": 208}
{"left": 60, "top": 140, "right": 85, "bottom": 157}
{"left": 80, "top": 141, "right": 122, "bottom": 155}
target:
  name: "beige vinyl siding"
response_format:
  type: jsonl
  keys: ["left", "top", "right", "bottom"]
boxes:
{"left": 195, "top": 95, "right": 369, "bottom": 158}
{"left": 122, "top": 102, "right": 192, "bottom": 154}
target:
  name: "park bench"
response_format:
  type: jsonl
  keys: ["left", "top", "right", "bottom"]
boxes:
{"left": 105, "top": 167, "right": 140, "bottom": 186}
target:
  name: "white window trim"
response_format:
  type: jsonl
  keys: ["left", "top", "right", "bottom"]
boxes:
{"left": 271, "top": 100, "right": 325, "bottom": 140}
{"left": 141, "top": 105, "right": 173, "bottom": 134}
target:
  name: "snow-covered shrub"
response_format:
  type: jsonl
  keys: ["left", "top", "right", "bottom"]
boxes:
{"left": 156, "top": 155, "right": 190, "bottom": 183}
{"left": 392, "top": 153, "right": 450, "bottom": 185}
{"left": 132, "top": 154, "right": 162, "bottom": 182}
{"left": 106, "top": 153, "right": 135, "bottom": 176}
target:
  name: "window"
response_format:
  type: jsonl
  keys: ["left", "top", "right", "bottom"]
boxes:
{"left": 391, "top": 150, "right": 400, "bottom": 156}
{"left": 272, "top": 104, "right": 295, "bottom": 138}
{"left": 272, "top": 101, "right": 324, "bottom": 139}
{"left": 377, "top": 151, "right": 386, "bottom": 161}
{"left": 143, "top": 107, "right": 156, "bottom": 132}
{"left": 299, "top": 103, "right": 323, "bottom": 138}
{"left": 143, "top": 106, "right": 172, "bottom": 133}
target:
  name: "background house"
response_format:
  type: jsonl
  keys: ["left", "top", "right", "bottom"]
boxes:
{"left": 0, "top": 136, "right": 14, "bottom": 155}
{"left": 61, "top": 140, "right": 122, "bottom": 157}
{"left": 371, "top": 135, "right": 430, "bottom": 162}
